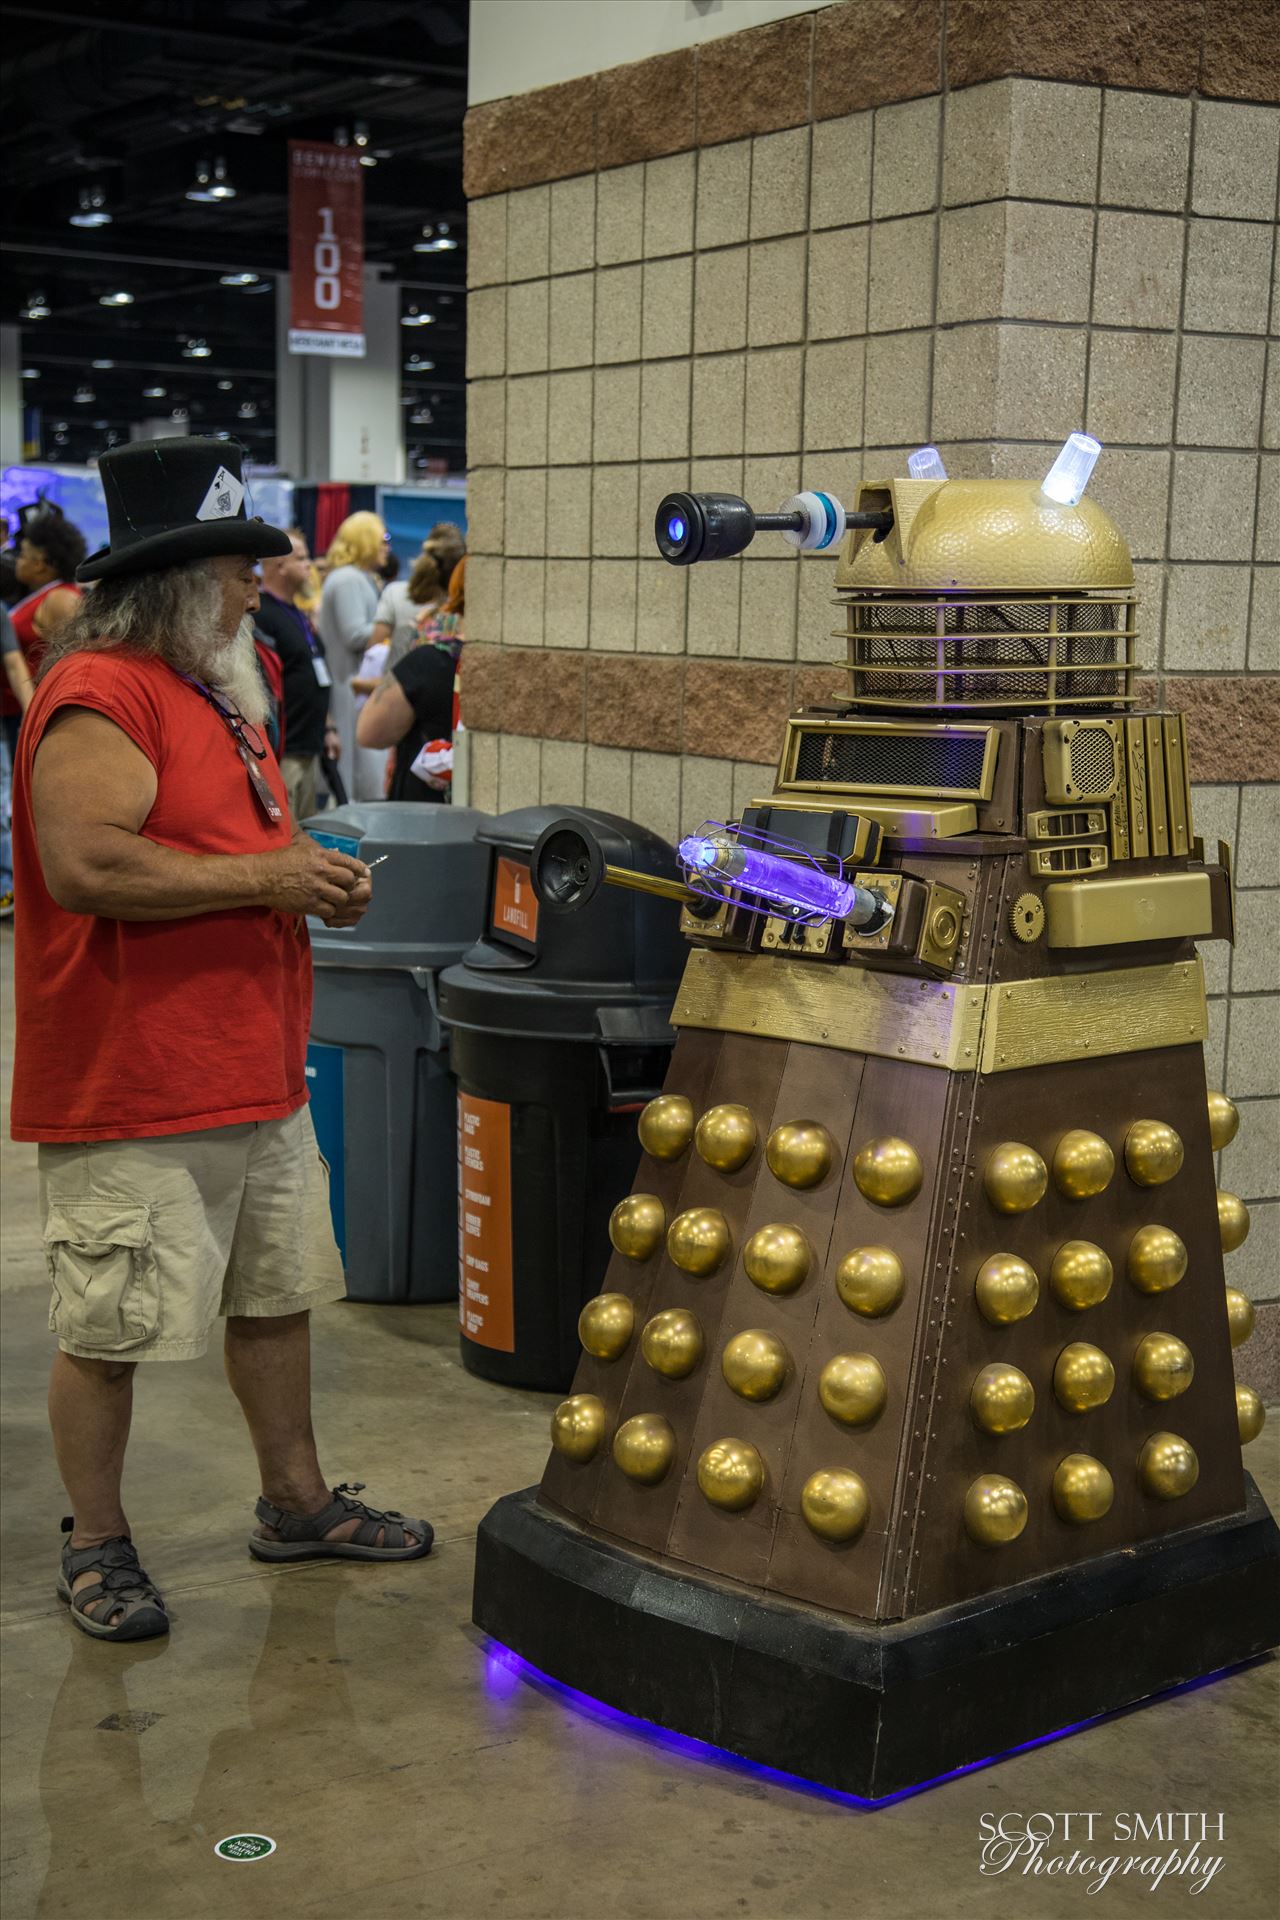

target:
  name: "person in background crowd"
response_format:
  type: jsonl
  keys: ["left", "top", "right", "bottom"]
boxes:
{"left": 0, "top": 604, "right": 27, "bottom": 916}
{"left": 11, "top": 436, "right": 431, "bottom": 1645}
{"left": 316, "top": 511, "right": 389, "bottom": 803}
{"left": 356, "top": 557, "right": 464, "bottom": 803}
{"left": 0, "top": 516, "right": 19, "bottom": 607}
{"left": 3, "top": 504, "right": 86, "bottom": 759}
{"left": 373, "top": 545, "right": 443, "bottom": 667}
{"left": 425, "top": 520, "right": 465, "bottom": 588}
{"left": 255, "top": 531, "right": 339, "bottom": 822}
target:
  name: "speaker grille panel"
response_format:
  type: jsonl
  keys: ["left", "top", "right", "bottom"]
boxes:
{"left": 1068, "top": 728, "right": 1119, "bottom": 796}
{"left": 790, "top": 726, "right": 991, "bottom": 796}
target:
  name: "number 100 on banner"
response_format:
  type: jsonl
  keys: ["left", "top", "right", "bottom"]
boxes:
{"left": 288, "top": 141, "right": 366, "bottom": 358}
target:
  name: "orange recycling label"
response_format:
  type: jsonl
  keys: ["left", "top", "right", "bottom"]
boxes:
{"left": 491, "top": 855, "right": 539, "bottom": 947}
{"left": 458, "top": 1093, "right": 515, "bottom": 1351}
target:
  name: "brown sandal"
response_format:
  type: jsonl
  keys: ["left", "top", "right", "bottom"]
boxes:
{"left": 56, "top": 1519, "right": 169, "bottom": 1641}
{"left": 248, "top": 1482, "right": 434, "bottom": 1563}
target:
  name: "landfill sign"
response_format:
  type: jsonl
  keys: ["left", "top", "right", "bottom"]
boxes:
{"left": 458, "top": 1093, "right": 515, "bottom": 1350}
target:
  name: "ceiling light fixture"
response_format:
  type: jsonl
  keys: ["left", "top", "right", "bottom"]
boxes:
{"left": 21, "top": 291, "right": 51, "bottom": 319}
{"left": 74, "top": 385, "right": 95, "bottom": 404}
{"left": 217, "top": 378, "right": 234, "bottom": 390}
{"left": 237, "top": 400, "right": 258, "bottom": 419}
{"left": 99, "top": 289, "right": 134, "bottom": 306}
{"left": 183, "top": 338, "right": 212, "bottom": 358}
{"left": 143, "top": 384, "right": 167, "bottom": 398}
{"left": 91, "top": 358, "right": 115, "bottom": 369}
{"left": 219, "top": 271, "right": 260, "bottom": 287}
{"left": 70, "top": 183, "right": 112, "bottom": 228}
{"left": 171, "top": 406, "right": 189, "bottom": 422}
{"left": 414, "top": 222, "right": 458, "bottom": 253}
{"left": 360, "top": 153, "right": 378, "bottom": 168}
{"left": 400, "top": 306, "right": 435, "bottom": 328}
{"left": 187, "top": 155, "right": 236, "bottom": 203}
{"left": 22, "top": 367, "right": 40, "bottom": 379}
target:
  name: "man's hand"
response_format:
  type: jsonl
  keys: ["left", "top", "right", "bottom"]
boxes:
{"left": 255, "top": 838, "right": 370, "bottom": 922}
{"left": 326, "top": 874, "right": 373, "bottom": 929}
{"left": 323, "top": 721, "right": 341, "bottom": 762}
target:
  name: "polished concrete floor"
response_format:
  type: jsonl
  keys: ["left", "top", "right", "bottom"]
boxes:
{"left": 1, "top": 922, "right": 1278, "bottom": 1920}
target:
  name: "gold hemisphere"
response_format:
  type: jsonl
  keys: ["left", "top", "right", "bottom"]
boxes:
{"left": 641, "top": 1307, "right": 705, "bottom": 1380}
{"left": 836, "top": 1246, "right": 906, "bottom": 1318}
{"left": 766, "top": 1121, "right": 834, "bottom": 1190}
{"left": 743, "top": 1223, "right": 811, "bottom": 1296}
{"left": 608, "top": 1192, "right": 666, "bottom": 1262}
{"left": 818, "top": 1352, "right": 888, "bottom": 1427}
{"left": 1138, "top": 1431, "right": 1199, "bottom": 1500}
{"left": 696, "top": 1437, "right": 765, "bottom": 1511}
{"left": 1237, "top": 1385, "right": 1266, "bottom": 1446}
{"left": 637, "top": 1094, "right": 694, "bottom": 1162}
{"left": 694, "top": 1103, "right": 758, "bottom": 1173}
{"left": 577, "top": 1291, "right": 635, "bottom": 1361}
{"left": 1225, "top": 1287, "right": 1255, "bottom": 1349}
{"left": 800, "top": 1470, "right": 870, "bottom": 1543}
{"left": 612, "top": 1412, "right": 677, "bottom": 1485}
{"left": 667, "top": 1206, "right": 731, "bottom": 1276}
{"left": 1124, "top": 1119, "right": 1184, "bottom": 1187}
{"left": 1049, "top": 1239, "right": 1113, "bottom": 1311}
{"left": 853, "top": 1136, "right": 924, "bottom": 1208}
{"left": 1052, "top": 1129, "right": 1115, "bottom": 1201}
{"left": 964, "top": 1474, "right": 1029, "bottom": 1547}
{"left": 550, "top": 1394, "right": 606, "bottom": 1463}
{"left": 984, "top": 1142, "right": 1048, "bottom": 1214}
{"left": 1132, "top": 1332, "right": 1194, "bottom": 1403}
{"left": 1206, "top": 1090, "right": 1240, "bottom": 1151}
{"left": 1217, "top": 1190, "right": 1250, "bottom": 1254}
{"left": 974, "top": 1253, "right": 1040, "bottom": 1325}
{"left": 970, "top": 1363, "right": 1035, "bottom": 1435}
{"left": 1052, "top": 1453, "right": 1115, "bottom": 1524}
{"left": 1127, "top": 1224, "right": 1188, "bottom": 1295}
{"left": 1053, "top": 1342, "right": 1116, "bottom": 1413}
{"left": 720, "top": 1329, "right": 790, "bottom": 1402}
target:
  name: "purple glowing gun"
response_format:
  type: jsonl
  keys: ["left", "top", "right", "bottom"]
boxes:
{"left": 677, "top": 822, "right": 893, "bottom": 931}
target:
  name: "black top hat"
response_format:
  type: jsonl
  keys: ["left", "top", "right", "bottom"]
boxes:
{"left": 77, "top": 436, "right": 292, "bottom": 583}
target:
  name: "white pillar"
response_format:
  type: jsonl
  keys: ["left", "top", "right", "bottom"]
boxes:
{"left": 0, "top": 326, "right": 22, "bottom": 469}
{"left": 275, "top": 270, "right": 404, "bottom": 485}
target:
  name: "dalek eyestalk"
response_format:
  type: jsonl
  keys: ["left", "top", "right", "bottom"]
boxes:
{"left": 655, "top": 490, "right": 891, "bottom": 565}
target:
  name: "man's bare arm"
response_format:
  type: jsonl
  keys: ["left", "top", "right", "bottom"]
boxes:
{"left": 32, "top": 707, "right": 370, "bottom": 923}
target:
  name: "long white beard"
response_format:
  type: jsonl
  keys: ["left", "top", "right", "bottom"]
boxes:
{"left": 203, "top": 616, "right": 270, "bottom": 728}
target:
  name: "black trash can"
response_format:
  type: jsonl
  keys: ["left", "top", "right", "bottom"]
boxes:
{"left": 304, "top": 801, "right": 493, "bottom": 1303}
{"left": 437, "top": 806, "right": 687, "bottom": 1391}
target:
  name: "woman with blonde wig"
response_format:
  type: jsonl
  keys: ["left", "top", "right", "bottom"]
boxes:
{"left": 316, "top": 510, "right": 389, "bottom": 800}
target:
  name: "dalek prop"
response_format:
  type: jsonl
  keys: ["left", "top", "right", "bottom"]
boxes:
{"left": 473, "top": 437, "right": 1279, "bottom": 1800}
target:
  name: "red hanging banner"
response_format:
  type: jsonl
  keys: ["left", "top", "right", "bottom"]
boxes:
{"left": 287, "top": 141, "right": 365, "bottom": 357}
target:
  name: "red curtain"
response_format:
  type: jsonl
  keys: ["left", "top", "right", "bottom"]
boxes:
{"left": 313, "top": 483, "right": 351, "bottom": 556}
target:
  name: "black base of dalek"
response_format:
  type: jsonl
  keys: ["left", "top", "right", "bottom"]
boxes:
{"left": 474, "top": 1480, "right": 1280, "bottom": 1801}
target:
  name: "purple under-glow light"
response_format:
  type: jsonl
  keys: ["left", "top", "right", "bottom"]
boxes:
{"left": 677, "top": 831, "right": 857, "bottom": 923}
{"left": 481, "top": 1640, "right": 1245, "bottom": 1811}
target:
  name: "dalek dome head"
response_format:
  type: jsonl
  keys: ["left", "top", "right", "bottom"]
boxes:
{"left": 834, "top": 438, "right": 1138, "bottom": 716}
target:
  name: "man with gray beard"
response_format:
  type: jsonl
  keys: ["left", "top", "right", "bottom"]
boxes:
{"left": 9, "top": 438, "right": 432, "bottom": 1644}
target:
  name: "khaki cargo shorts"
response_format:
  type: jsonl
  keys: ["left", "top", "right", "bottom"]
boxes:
{"left": 38, "top": 1104, "right": 346, "bottom": 1362}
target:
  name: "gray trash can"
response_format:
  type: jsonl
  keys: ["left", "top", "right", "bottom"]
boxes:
{"left": 303, "top": 801, "right": 493, "bottom": 1303}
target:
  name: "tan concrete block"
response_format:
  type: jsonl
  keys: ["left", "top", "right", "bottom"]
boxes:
{"left": 1177, "top": 336, "right": 1269, "bottom": 448}
{"left": 596, "top": 164, "right": 645, "bottom": 266}
{"left": 1249, "top": 566, "right": 1279, "bottom": 671}
{"left": 540, "top": 738, "right": 587, "bottom": 806}
{"left": 1267, "top": 346, "right": 1280, "bottom": 453}
{"left": 797, "top": 551, "right": 845, "bottom": 665}
{"left": 466, "top": 194, "right": 507, "bottom": 288}
{"left": 1004, "top": 202, "right": 1094, "bottom": 323}
{"left": 1087, "top": 448, "right": 1171, "bottom": 563}
{"left": 592, "top": 364, "right": 641, "bottom": 462}
{"left": 690, "top": 456, "right": 743, "bottom": 497}
{"left": 872, "top": 96, "right": 940, "bottom": 219}
{"left": 1237, "top": 782, "right": 1280, "bottom": 887}
{"left": 799, "top": 447, "right": 863, "bottom": 512}
{"left": 1086, "top": 332, "right": 1178, "bottom": 445}
{"left": 733, "top": 758, "right": 775, "bottom": 814}
{"left": 1093, "top": 212, "right": 1184, "bottom": 329}
{"left": 864, "top": 331, "right": 931, "bottom": 448}
{"left": 635, "top": 558, "right": 688, "bottom": 657}
{"left": 505, "top": 374, "right": 548, "bottom": 468}
{"left": 547, "top": 369, "right": 592, "bottom": 465}
{"left": 1169, "top": 452, "right": 1258, "bottom": 563}
{"left": 630, "top": 748, "right": 683, "bottom": 843}
{"left": 641, "top": 255, "right": 693, "bottom": 361}
{"left": 1193, "top": 101, "right": 1280, "bottom": 221}
{"left": 546, "top": 467, "right": 592, "bottom": 558}
{"left": 944, "top": 78, "right": 1101, "bottom": 208}
{"left": 807, "top": 225, "right": 869, "bottom": 342}
{"left": 748, "top": 235, "right": 807, "bottom": 348}
{"left": 691, "top": 352, "right": 745, "bottom": 457}
{"left": 744, "top": 346, "right": 803, "bottom": 454}
{"left": 466, "top": 555, "right": 503, "bottom": 646}
{"left": 868, "top": 213, "right": 936, "bottom": 332}
{"left": 549, "top": 175, "right": 595, "bottom": 276}
{"left": 498, "top": 733, "right": 541, "bottom": 811}
{"left": 503, "top": 559, "right": 546, "bottom": 647}
{"left": 1202, "top": 915, "right": 1232, "bottom": 997}
{"left": 505, "top": 184, "right": 550, "bottom": 283}
{"left": 1164, "top": 565, "right": 1251, "bottom": 671}
{"left": 694, "top": 247, "right": 749, "bottom": 354}
{"left": 644, "top": 151, "right": 696, "bottom": 258}
{"left": 1188, "top": 781, "right": 1239, "bottom": 858}
{"left": 548, "top": 273, "right": 594, "bottom": 371}
{"left": 803, "top": 337, "right": 866, "bottom": 450}
{"left": 506, "top": 279, "right": 549, "bottom": 375}
{"left": 1227, "top": 994, "right": 1280, "bottom": 1100}
{"left": 588, "top": 559, "right": 638, "bottom": 651}
{"left": 936, "top": 204, "right": 1005, "bottom": 325}
{"left": 994, "top": 326, "right": 1087, "bottom": 441}
{"left": 743, "top": 454, "right": 801, "bottom": 534}
{"left": 749, "top": 127, "right": 811, "bottom": 240}
{"left": 1203, "top": 993, "right": 1228, "bottom": 1090}
{"left": 932, "top": 324, "right": 1000, "bottom": 440}
{"left": 1184, "top": 219, "right": 1273, "bottom": 336}
{"left": 639, "top": 359, "right": 691, "bottom": 462}
{"left": 584, "top": 743, "right": 633, "bottom": 813}
{"left": 1099, "top": 91, "right": 1192, "bottom": 212}
{"left": 695, "top": 139, "right": 751, "bottom": 251}
{"left": 810, "top": 111, "right": 872, "bottom": 231}
{"left": 466, "top": 729, "right": 499, "bottom": 811}
{"left": 1232, "top": 897, "right": 1280, "bottom": 998}
{"left": 739, "top": 562, "right": 798, "bottom": 661}
{"left": 466, "top": 468, "right": 505, "bottom": 556}
{"left": 1257, "top": 457, "right": 1279, "bottom": 564}
{"left": 467, "top": 378, "right": 506, "bottom": 468}
{"left": 687, "top": 563, "right": 742, "bottom": 658}
{"left": 1219, "top": 1108, "right": 1279, "bottom": 1225}
{"left": 466, "top": 286, "right": 506, "bottom": 379}
{"left": 594, "top": 263, "right": 643, "bottom": 365}
{"left": 503, "top": 468, "right": 547, "bottom": 559}
{"left": 591, "top": 465, "right": 640, "bottom": 559}
{"left": 544, "top": 558, "right": 591, "bottom": 650}
{"left": 680, "top": 755, "right": 735, "bottom": 830}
